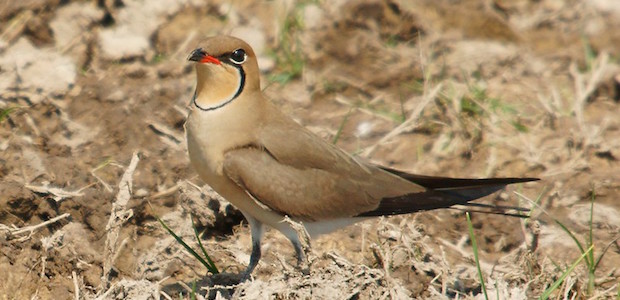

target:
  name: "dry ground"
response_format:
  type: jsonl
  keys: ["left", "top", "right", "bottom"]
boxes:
{"left": 1, "top": 0, "right": 619, "bottom": 299}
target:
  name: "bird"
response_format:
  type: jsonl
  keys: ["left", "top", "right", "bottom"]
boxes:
{"left": 184, "top": 35, "right": 538, "bottom": 278}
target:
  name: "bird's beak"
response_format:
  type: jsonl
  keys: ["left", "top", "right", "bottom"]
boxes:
{"left": 188, "top": 48, "right": 221, "bottom": 65}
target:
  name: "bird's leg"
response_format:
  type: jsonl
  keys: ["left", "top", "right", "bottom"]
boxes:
{"left": 291, "top": 240, "right": 310, "bottom": 275}
{"left": 241, "top": 217, "right": 264, "bottom": 281}
{"left": 243, "top": 237, "right": 261, "bottom": 276}
{"left": 281, "top": 216, "right": 313, "bottom": 275}
{"left": 282, "top": 215, "right": 312, "bottom": 275}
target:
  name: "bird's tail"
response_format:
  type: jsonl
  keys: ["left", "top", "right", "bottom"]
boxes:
{"left": 357, "top": 167, "right": 538, "bottom": 217}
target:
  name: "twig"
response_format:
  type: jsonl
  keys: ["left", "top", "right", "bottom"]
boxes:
{"left": 90, "top": 159, "right": 125, "bottom": 193}
{"left": 7, "top": 213, "right": 71, "bottom": 237}
{"left": 24, "top": 183, "right": 85, "bottom": 202}
{"left": 585, "top": 283, "right": 618, "bottom": 300}
{"left": 24, "top": 113, "right": 41, "bottom": 136}
{"left": 95, "top": 281, "right": 117, "bottom": 300}
{"left": 150, "top": 183, "right": 181, "bottom": 199}
{"left": 72, "top": 271, "right": 80, "bottom": 300}
{"left": 362, "top": 83, "right": 441, "bottom": 156}
{"left": 109, "top": 237, "right": 129, "bottom": 269}
{"left": 41, "top": 256, "right": 47, "bottom": 279}
{"left": 334, "top": 95, "right": 398, "bottom": 123}
{"left": 438, "top": 237, "right": 511, "bottom": 275}
{"left": 0, "top": 10, "right": 33, "bottom": 43}
{"left": 160, "top": 291, "right": 173, "bottom": 300}
{"left": 148, "top": 121, "right": 183, "bottom": 147}
{"left": 101, "top": 151, "right": 140, "bottom": 290}
{"left": 173, "top": 29, "right": 198, "bottom": 59}
{"left": 90, "top": 171, "right": 113, "bottom": 193}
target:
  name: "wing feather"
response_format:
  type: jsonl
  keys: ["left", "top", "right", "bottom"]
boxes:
{"left": 223, "top": 147, "right": 380, "bottom": 221}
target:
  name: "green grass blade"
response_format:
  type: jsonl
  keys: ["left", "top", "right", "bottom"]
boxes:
{"left": 495, "top": 279, "right": 500, "bottom": 300}
{"left": 521, "top": 188, "right": 545, "bottom": 227}
{"left": 594, "top": 235, "right": 620, "bottom": 271}
{"left": 554, "top": 220, "right": 590, "bottom": 265}
{"left": 466, "top": 212, "right": 489, "bottom": 300}
{"left": 332, "top": 108, "right": 353, "bottom": 145}
{"left": 515, "top": 190, "right": 594, "bottom": 267}
{"left": 539, "top": 245, "right": 594, "bottom": 300}
{"left": 588, "top": 191, "right": 595, "bottom": 263}
{"left": 587, "top": 190, "right": 596, "bottom": 295}
{"left": 398, "top": 95, "right": 406, "bottom": 123}
{"left": 190, "top": 280, "right": 197, "bottom": 300}
{"left": 156, "top": 215, "right": 217, "bottom": 274}
{"left": 191, "top": 216, "right": 219, "bottom": 274}
{"left": 0, "top": 106, "right": 20, "bottom": 123}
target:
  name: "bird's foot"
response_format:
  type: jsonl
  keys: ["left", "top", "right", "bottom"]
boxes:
{"left": 240, "top": 269, "right": 254, "bottom": 282}
{"left": 294, "top": 243, "right": 311, "bottom": 276}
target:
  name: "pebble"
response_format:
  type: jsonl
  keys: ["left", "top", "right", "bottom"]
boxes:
{"left": 105, "top": 90, "right": 126, "bottom": 102}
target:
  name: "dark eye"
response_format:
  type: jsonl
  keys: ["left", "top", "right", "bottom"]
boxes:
{"left": 229, "top": 49, "right": 246, "bottom": 64}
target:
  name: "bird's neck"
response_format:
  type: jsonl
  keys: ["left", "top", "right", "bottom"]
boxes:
{"left": 194, "top": 66, "right": 244, "bottom": 111}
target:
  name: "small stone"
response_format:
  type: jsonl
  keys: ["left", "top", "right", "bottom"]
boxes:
{"left": 99, "top": 26, "right": 150, "bottom": 60}
{"left": 105, "top": 90, "right": 126, "bottom": 102}
{"left": 303, "top": 4, "right": 324, "bottom": 30}
{"left": 123, "top": 63, "right": 148, "bottom": 78}
{"left": 134, "top": 188, "right": 148, "bottom": 197}
{"left": 157, "top": 61, "right": 184, "bottom": 78}
{"left": 355, "top": 121, "right": 374, "bottom": 139}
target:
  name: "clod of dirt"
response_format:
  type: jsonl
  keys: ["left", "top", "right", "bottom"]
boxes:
{"left": 0, "top": 38, "right": 76, "bottom": 99}
{"left": 41, "top": 222, "right": 98, "bottom": 260}
{"left": 0, "top": 180, "right": 38, "bottom": 225}
{"left": 569, "top": 203, "right": 620, "bottom": 230}
{"left": 97, "top": 0, "right": 191, "bottom": 60}
{"left": 100, "top": 279, "right": 159, "bottom": 300}
{"left": 49, "top": 1, "right": 102, "bottom": 67}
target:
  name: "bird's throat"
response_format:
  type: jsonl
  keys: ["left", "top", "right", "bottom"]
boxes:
{"left": 194, "top": 65, "right": 245, "bottom": 111}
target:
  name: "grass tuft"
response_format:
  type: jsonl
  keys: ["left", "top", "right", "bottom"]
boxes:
{"left": 0, "top": 106, "right": 20, "bottom": 123}
{"left": 552, "top": 191, "right": 617, "bottom": 296}
{"left": 539, "top": 245, "right": 593, "bottom": 300}
{"left": 466, "top": 212, "right": 489, "bottom": 300}
{"left": 581, "top": 36, "right": 597, "bottom": 72}
{"left": 268, "top": 3, "right": 308, "bottom": 84}
{"left": 156, "top": 215, "right": 219, "bottom": 275}
{"left": 517, "top": 190, "right": 620, "bottom": 298}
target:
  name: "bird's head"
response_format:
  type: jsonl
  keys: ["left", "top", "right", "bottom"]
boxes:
{"left": 188, "top": 36, "right": 260, "bottom": 111}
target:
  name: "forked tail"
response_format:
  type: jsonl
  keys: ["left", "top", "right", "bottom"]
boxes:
{"left": 357, "top": 167, "right": 539, "bottom": 217}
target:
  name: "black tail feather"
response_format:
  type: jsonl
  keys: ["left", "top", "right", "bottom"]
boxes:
{"left": 463, "top": 202, "right": 530, "bottom": 212}
{"left": 448, "top": 206, "right": 529, "bottom": 218}
{"left": 357, "top": 166, "right": 538, "bottom": 217}
{"left": 379, "top": 166, "right": 539, "bottom": 189}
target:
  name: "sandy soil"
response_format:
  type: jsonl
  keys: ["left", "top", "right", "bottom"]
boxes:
{"left": 1, "top": 0, "right": 619, "bottom": 299}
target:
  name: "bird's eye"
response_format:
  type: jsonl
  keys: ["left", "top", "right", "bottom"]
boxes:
{"left": 229, "top": 49, "right": 247, "bottom": 64}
